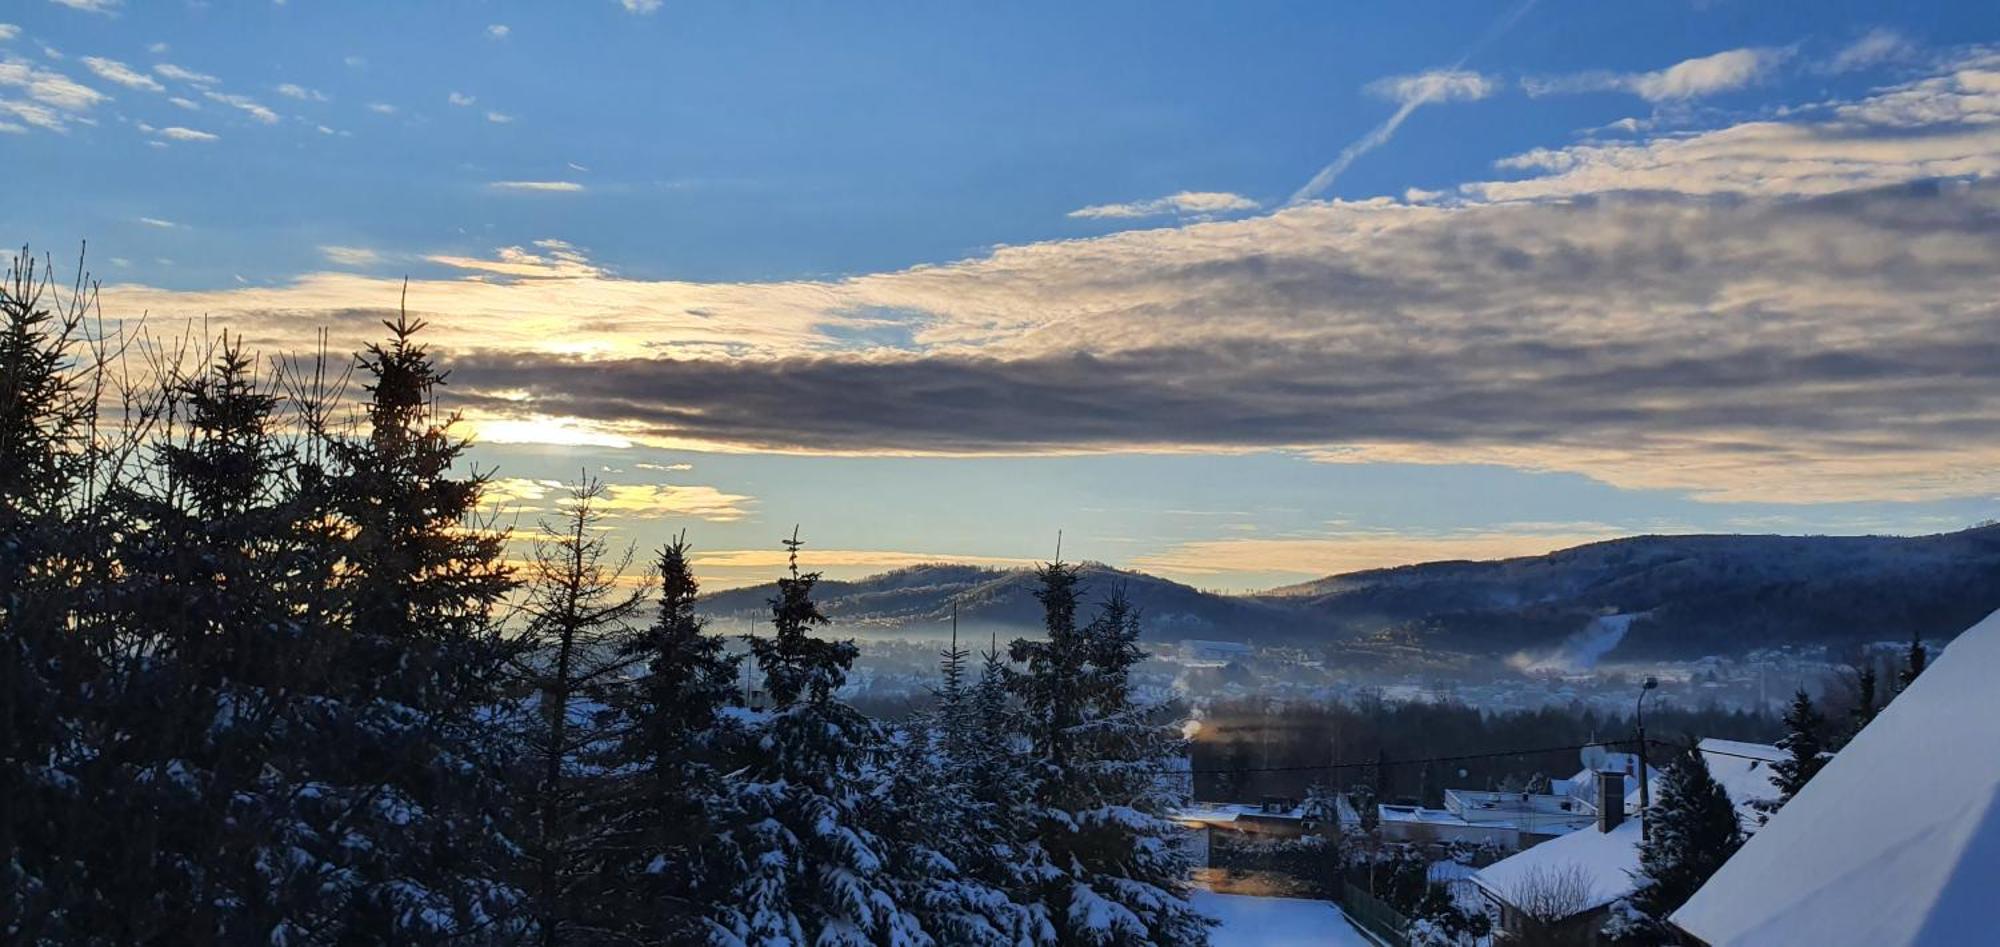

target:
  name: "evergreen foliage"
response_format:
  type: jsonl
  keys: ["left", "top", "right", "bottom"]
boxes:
{"left": 1765, "top": 688, "right": 1828, "bottom": 813}
{"left": 1604, "top": 744, "right": 1745, "bottom": 943}
{"left": 1009, "top": 563, "right": 1213, "bottom": 947}
{"left": 0, "top": 249, "right": 1222, "bottom": 946}
{"left": 1899, "top": 631, "right": 1927, "bottom": 691}
{"left": 593, "top": 531, "right": 744, "bottom": 943}
{"left": 511, "top": 476, "right": 648, "bottom": 945}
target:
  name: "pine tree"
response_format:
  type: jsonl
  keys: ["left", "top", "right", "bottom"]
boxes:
{"left": 720, "top": 529, "right": 922, "bottom": 945}
{"left": 1848, "top": 662, "right": 1879, "bottom": 745}
{"left": 593, "top": 531, "right": 743, "bottom": 943}
{"left": 1899, "top": 632, "right": 1927, "bottom": 692}
{"left": 92, "top": 336, "right": 313, "bottom": 941}
{"left": 0, "top": 249, "right": 107, "bottom": 942}
{"left": 512, "top": 475, "right": 648, "bottom": 946}
{"left": 1605, "top": 744, "right": 1744, "bottom": 942}
{"left": 1759, "top": 689, "right": 1827, "bottom": 817}
{"left": 1010, "top": 566, "right": 1212, "bottom": 947}
{"left": 304, "top": 310, "right": 523, "bottom": 942}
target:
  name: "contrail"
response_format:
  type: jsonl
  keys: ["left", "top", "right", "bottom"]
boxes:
{"left": 1288, "top": 0, "right": 1540, "bottom": 206}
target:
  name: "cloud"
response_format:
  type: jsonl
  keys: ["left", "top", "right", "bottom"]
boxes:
{"left": 81, "top": 56, "right": 161, "bottom": 91}
{"left": 488, "top": 180, "right": 585, "bottom": 192}
{"left": 154, "top": 63, "right": 218, "bottom": 86}
{"left": 1365, "top": 68, "right": 1497, "bottom": 106}
{"left": 1830, "top": 28, "right": 1917, "bottom": 73}
{"left": 153, "top": 125, "right": 217, "bottom": 141}
{"left": 487, "top": 24, "right": 510, "bottom": 39}
{"left": 203, "top": 90, "right": 278, "bottom": 123}
{"left": 485, "top": 110, "right": 513, "bottom": 124}
{"left": 137, "top": 216, "right": 180, "bottom": 228}
{"left": 92, "top": 54, "right": 2000, "bottom": 505}
{"left": 49, "top": 0, "right": 119, "bottom": 15}
{"left": 0, "top": 25, "right": 18, "bottom": 43}
{"left": 1523, "top": 47, "right": 1784, "bottom": 102}
{"left": 487, "top": 476, "right": 753, "bottom": 522}
{"left": 447, "top": 91, "right": 474, "bottom": 106}
{"left": 319, "top": 245, "right": 381, "bottom": 266}
{"left": 1068, "top": 191, "right": 1260, "bottom": 220}
{"left": 275, "top": 82, "right": 326, "bottom": 101}
{"left": 620, "top": 0, "right": 663, "bottom": 13}
{"left": 167, "top": 95, "right": 197, "bottom": 110}
{"left": 0, "top": 56, "right": 109, "bottom": 111}
{"left": 1473, "top": 51, "right": 2000, "bottom": 201}
{"left": 366, "top": 102, "right": 396, "bottom": 115}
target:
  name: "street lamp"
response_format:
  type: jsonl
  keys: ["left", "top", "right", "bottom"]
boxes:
{"left": 1636, "top": 676, "right": 1659, "bottom": 841}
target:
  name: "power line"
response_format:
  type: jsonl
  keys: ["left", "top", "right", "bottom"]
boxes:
{"left": 1187, "top": 739, "right": 1638, "bottom": 776}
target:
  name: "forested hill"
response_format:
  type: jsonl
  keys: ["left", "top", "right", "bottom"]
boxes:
{"left": 699, "top": 527, "right": 2000, "bottom": 660}
{"left": 696, "top": 561, "right": 1302, "bottom": 642}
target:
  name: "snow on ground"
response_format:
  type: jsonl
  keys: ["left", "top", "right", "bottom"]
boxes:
{"left": 1194, "top": 890, "right": 1379, "bottom": 947}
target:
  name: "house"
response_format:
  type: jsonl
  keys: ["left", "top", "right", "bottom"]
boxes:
{"left": 1371, "top": 747, "right": 1661, "bottom": 854}
{"left": 1670, "top": 609, "right": 2000, "bottom": 946}
{"left": 1472, "top": 740, "right": 1781, "bottom": 945}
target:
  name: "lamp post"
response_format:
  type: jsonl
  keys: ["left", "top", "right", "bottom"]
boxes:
{"left": 1636, "top": 676, "right": 1659, "bottom": 841}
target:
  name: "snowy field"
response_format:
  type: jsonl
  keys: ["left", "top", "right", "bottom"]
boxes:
{"left": 1193, "top": 890, "right": 1378, "bottom": 946}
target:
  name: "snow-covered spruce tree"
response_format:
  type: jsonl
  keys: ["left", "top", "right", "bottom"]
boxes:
{"left": 306, "top": 310, "right": 523, "bottom": 941}
{"left": 877, "top": 623, "right": 1041, "bottom": 946}
{"left": 1604, "top": 743, "right": 1744, "bottom": 943}
{"left": 590, "top": 531, "right": 744, "bottom": 944}
{"left": 1009, "top": 563, "right": 1211, "bottom": 947}
{"left": 1755, "top": 689, "right": 1827, "bottom": 819}
{"left": 0, "top": 249, "right": 111, "bottom": 943}
{"left": 87, "top": 336, "right": 327, "bottom": 942}
{"left": 510, "top": 476, "right": 648, "bottom": 946}
{"left": 718, "top": 530, "right": 923, "bottom": 945}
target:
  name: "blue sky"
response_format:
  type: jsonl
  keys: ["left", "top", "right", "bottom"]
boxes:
{"left": 6, "top": 0, "right": 1999, "bottom": 589}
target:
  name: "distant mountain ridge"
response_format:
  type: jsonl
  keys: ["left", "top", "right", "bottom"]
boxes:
{"left": 697, "top": 526, "right": 2000, "bottom": 661}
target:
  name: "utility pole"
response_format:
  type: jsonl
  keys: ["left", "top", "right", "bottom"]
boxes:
{"left": 1636, "top": 676, "right": 1659, "bottom": 841}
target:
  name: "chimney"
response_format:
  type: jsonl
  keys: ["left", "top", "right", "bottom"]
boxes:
{"left": 1597, "top": 770, "right": 1625, "bottom": 833}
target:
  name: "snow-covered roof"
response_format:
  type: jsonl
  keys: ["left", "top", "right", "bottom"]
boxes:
{"left": 1474, "top": 737, "right": 1783, "bottom": 919}
{"left": 1473, "top": 817, "right": 1643, "bottom": 915}
{"left": 1672, "top": 609, "right": 2000, "bottom": 946}
{"left": 1695, "top": 738, "right": 1783, "bottom": 826}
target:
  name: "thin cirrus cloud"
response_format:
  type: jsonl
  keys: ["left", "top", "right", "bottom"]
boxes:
{"left": 204, "top": 90, "right": 278, "bottom": 122}
{"left": 96, "top": 51, "right": 2000, "bottom": 506}
{"left": 80, "top": 55, "right": 162, "bottom": 92}
{"left": 275, "top": 82, "right": 327, "bottom": 102}
{"left": 1521, "top": 47, "right": 1786, "bottom": 102}
{"left": 1068, "top": 191, "right": 1260, "bottom": 220}
{"left": 1365, "top": 68, "right": 1497, "bottom": 106}
{"left": 1829, "top": 28, "right": 1918, "bottom": 73}
{"left": 48, "top": 0, "right": 120, "bottom": 15}
{"left": 154, "top": 126, "right": 217, "bottom": 141}
{"left": 485, "top": 476, "right": 754, "bottom": 522}
{"left": 153, "top": 63, "right": 218, "bottom": 85}
{"left": 319, "top": 245, "right": 382, "bottom": 266}
{"left": 488, "top": 180, "right": 585, "bottom": 192}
